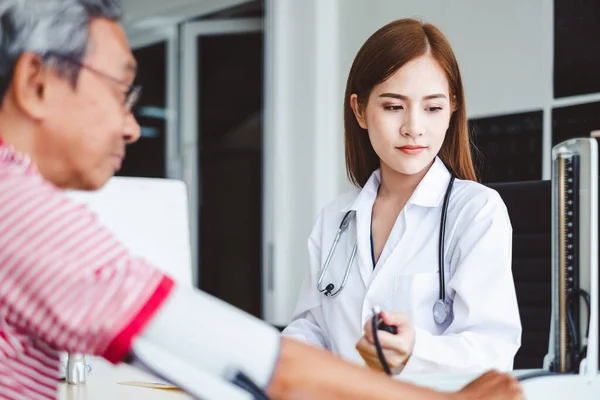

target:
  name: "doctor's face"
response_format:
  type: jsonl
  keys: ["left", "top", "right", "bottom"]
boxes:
{"left": 351, "top": 55, "right": 453, "bottom": 176}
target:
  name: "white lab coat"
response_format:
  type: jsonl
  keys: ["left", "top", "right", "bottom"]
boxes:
{"left": 282, "top": 157, "right": 522, "bottom": 375}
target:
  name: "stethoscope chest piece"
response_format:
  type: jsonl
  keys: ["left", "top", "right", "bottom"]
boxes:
{"left": 432, "top": 299, "right": 450, "bottom": 324}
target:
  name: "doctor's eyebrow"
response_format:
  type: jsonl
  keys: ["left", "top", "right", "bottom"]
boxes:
{"left": 378, "top": 93, "right": 448, "bottom": 100}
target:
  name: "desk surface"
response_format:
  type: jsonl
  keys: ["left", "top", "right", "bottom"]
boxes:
{"left": 58, "top": 357, "right": 190, "bottom": 400}
{"left": 58, "top": 358, "right": 545, "bottom": 400}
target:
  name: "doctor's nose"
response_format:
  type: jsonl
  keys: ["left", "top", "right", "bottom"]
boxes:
{"left": 401, "top": 110, "right": 424, "bottom": 137}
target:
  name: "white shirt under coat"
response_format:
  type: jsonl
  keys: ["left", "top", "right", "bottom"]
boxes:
{"left": 282, "top": 157, "right": 522, "bottom": 374}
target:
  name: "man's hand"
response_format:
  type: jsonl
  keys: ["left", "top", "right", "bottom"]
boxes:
{"left": 451, "top": 370, "right": 525, "bottom": 400}
{"left": 355, "top": 311, "right": 415, "bottom": 375}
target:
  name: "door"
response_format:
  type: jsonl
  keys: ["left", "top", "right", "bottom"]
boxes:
{"left": 181, "top": 19, "right": 264, "bottom": 317}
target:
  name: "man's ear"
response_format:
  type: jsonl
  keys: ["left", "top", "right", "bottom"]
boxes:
{"left": 350, "top": 94, "right": 368, "bottom": 129}
{"left": 11, "top": 52, "right": 50, "bottom": 119}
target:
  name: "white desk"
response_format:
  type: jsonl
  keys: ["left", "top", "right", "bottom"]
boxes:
{"left": 400, "top": 369, "right": 539, "bottom": 392}
{"left": 56, "top": 362, "right": 502, "bottom": 400}
{"left": 57, "top": 359, "right": 547, "bottom": 400}
{"left": 59, "top": 357, "right": 191, "bottom": 400}
{"left": 401, "top": 369, "right": 600, "bottom": 399}
{"left": 58, "top": 360, "right": 600, "bottom": 400}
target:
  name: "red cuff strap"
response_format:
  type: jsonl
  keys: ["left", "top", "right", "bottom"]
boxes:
{"left": 103, "top": 275, "right": 175, "bottom": 364}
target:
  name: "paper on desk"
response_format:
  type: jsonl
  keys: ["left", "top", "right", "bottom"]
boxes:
{"left": 118, "top": 380, "right": 183, "bottom": 391}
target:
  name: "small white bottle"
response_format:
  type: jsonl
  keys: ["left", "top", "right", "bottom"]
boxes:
{"left": 66, "top": 353, "right": 88, "bottom": 384}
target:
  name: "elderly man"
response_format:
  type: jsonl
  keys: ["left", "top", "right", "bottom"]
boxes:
{"left": 0, "top": 0, "right": 524, "bottom": 399}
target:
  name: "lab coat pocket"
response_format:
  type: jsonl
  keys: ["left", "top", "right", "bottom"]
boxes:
{"left": 391, "top": 273, "right": 440, "bottom": 324}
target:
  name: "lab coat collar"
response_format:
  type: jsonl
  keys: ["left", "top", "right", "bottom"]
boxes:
{"left": 340, "top": 156, "right": 451, "bottom": 212}
{"left": 340, "top": 169, "right": 380, "bottom": 213}
{"left": 408, "top": 157, "right": 452, "bottom": 208}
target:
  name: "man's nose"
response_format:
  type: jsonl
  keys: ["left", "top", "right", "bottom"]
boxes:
{"left": 123, "top": 113, "right": 141, "bottom": 144}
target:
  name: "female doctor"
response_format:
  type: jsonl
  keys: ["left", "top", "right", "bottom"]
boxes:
{"left": 282, "top": 18, "right": 522, "bottom": 376}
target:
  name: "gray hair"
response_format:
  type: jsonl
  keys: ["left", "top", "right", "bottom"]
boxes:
{"left": 0, "top": 0, "right": 122, "bottom": 102}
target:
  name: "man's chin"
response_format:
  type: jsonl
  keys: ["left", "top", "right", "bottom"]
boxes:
{"left": 73, "top": 172, "right": 114, "bottom": 192}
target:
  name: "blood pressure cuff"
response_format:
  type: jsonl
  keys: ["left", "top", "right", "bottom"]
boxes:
{"left": 129, "top": 284, "right": 281, "bottom": 400}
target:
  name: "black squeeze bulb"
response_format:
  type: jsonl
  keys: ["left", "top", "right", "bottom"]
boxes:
{"left": 372, "top": 305, "right": 398, "bottom": 335}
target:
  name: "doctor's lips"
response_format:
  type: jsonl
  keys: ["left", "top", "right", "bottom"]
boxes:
{"left": 397, "top": 145, "right": 427, "bottom": 155}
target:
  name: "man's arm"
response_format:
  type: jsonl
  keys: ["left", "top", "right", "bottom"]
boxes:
{"left": 0, "top": 171, "right": 173, "bottom": 362}
{"left": 268, "top": 337, "right": 523, "bottom": 400}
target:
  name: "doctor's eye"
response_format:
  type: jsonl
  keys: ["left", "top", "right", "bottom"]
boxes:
{"left": 426, "top": 106, "right": 443, "bottom": 113}
{"left": 383, "top": 105, "right": 403, "bottom": 111}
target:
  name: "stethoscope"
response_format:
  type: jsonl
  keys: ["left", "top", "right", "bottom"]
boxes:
{"left": 316, "top": 174, "right": 456, "bottom": 325}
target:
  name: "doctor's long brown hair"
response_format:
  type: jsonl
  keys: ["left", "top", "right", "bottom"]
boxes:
{"left": 344, "top": 19, "right": 478, "bottom": 187}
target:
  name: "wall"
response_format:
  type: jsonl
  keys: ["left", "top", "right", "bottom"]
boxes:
{"left": 263, "top": 0, "right": 345, "bottom": 325}
{"left": 339, "top": 0, "right": 553, "bottom": 119}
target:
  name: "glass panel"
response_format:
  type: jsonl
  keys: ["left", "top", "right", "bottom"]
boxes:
{"left": 554, "top": 0, "right": 600, "bottom": 98}
{"left": 470, "top": 111, "right": 543, "bottom": 183}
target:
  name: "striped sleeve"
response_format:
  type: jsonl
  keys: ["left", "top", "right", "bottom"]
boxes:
{"left": 0, "top": 168, "right": 174, "bottom": 364}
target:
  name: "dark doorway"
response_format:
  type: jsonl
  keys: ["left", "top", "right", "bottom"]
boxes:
{"left": 197, "top": 31, "right": 264, "bottom": 318}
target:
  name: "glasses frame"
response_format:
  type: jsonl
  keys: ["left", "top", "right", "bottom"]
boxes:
{"left": 44, "top": 52, "right": 142, "bottom": 112}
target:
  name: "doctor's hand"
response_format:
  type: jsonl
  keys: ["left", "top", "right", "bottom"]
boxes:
{"left": 355, "top": 311, "right": 415, "bottom": 375}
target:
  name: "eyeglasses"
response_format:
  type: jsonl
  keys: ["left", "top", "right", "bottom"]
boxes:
{"left": 45, "top": 52, "right": 142, "bottom": 112}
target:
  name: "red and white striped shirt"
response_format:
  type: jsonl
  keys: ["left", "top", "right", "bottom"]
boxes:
{"left": 0, "top": 138, "right": 174, "bottom": 399}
